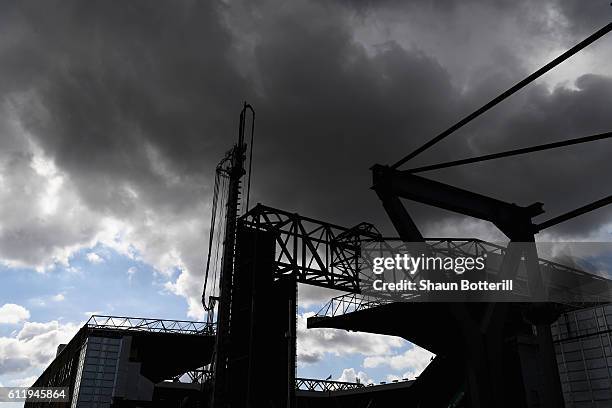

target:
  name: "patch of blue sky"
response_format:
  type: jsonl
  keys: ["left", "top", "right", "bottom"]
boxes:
{"left": 0, "top": 245, "right": 423, "bottom": 387}
{"left": 0, "top": 245, "right": 192, "bottom": 326}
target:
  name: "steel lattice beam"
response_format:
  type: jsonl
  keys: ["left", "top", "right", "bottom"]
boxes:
{"left": 316, "top": 238, "right": 612, "bottom": 318}
{"left": 295, "top": 378, "right": 366, "bottom": 392}
{"left": 239, "top": 204, "right": 376, "bottom": 292}
{"left": 85, "top": 315, "right": 215, "bottom": 335}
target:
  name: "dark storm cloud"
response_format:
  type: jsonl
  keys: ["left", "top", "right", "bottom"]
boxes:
{"left": 251, "top": 33, "right": 458, "bottom": 227}
{"left": 414, "top": 73, "right": 612, "bottom": 237}
{"left": 2, "top": 0, "right": 458, "bottom": 234}
{"left": 1, "top": 0, "right": 250, "bottom": 217}
{"left": 556, "top": 1, "right": 612, "bottom": 36}
{"left": 238, "top": 0, "right": 612, "bottom": 238}
{"left": 2, "top": 0, "right": 611, "bottom": 256}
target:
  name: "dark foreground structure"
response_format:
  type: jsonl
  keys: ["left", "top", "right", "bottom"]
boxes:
{"left": 25, "top": 315, "right": 216, "bottom": 408}
{"left": 27, "top": 314, "right": 418, "bottom": 407}
{"left": 28, "top": 298, "right": 612, "bottom": 407}
{"left": 26, "top": 204, "right": 612, "bottom": 408}
{"left": 553, "top": 305, "right": 612, "bottom": 407}
{"left": 30, "top": 22, "right": 612, "bottom": 408}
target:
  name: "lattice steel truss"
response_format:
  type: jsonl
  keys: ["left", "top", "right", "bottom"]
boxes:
{"left": 295, "top": 378, "right": 365, "bottom": 392}
{"left": 317, "top": 239, "right": 612, "bottom": 318}
{"left": 239, "top": 204, "right": 380, "bottom": 292}
{"left": 238, "top": 206, "right": 612, "bottom": 314}
{"left": 171, "top": 369, "right": 214, "bottom": 384}
{"left": 172, "top": 372, "right": 373, "bottom": 392}
{"left": 85, "top": 315, "right": 215, "bottom": 335}
{"left": 175, "top": 373, "right": 372, "bottom": 392}
{"left": 315, "top": 292, "right": 390, "bottom": 317}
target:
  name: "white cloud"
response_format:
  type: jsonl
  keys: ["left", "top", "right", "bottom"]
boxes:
{"left": 385, "top": 373, "right": 405, "bottom": 382}
{"left": 7, "top": 375, "right": 38, "bottom": 387}
{"left": 0, "top": 304, "right": 30, "bottom": 325}
{"left": 296, "top": 313, "right": 405, "bottom": 365}
{"left": 0, "top": 106, "right": 211, "bottom": 319}
{"left": 363, "top": 345, "right": 435, "bottom": 380}
{"left": 127, "top": 266, "right": 137, "bottom": 282}
{"left": 298, "top": 284, "right": 343, "bottom": 310}
{"left": 165, "top": 266, "right": 207, "bottom": 319}
{"left": 1, "top": 0, "right": 607, "bottom": 329}
{"left": 350, "top": 0, "right": 612, "bottom": 93}
{"left": 0, "top": 320, "right": 80, "bottom": 376}
{"left": 337, "top": 368, "right": 373, "bottom": 385}
{"left": 86, "top": 252, "right": 104, "bottom": 264}
{"left": 30, "top": 293, "right": 66, "bottom": 306}
{"left": 29, "top": 298, "right": 46, "bottom": 308}
{"left": 0, "top": 109, "right": 103, "bottom": 271}
{"left": 387, "top": 370, "right": 424, "bottom": 382}
{"left": 423, "top": 217, "right": 507, "bottom": 243}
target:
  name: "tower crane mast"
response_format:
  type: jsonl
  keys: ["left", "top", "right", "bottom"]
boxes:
{"left": 207, "top": 102, "right": 254, "bottom": 408}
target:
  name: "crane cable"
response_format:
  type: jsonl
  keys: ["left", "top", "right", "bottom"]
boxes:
{"left": 202, "top": 103, "right": 255, "bottom": 313}
{"left": 406, "top": 131, "right": 612, "bottom": 173}
{"left": 202, "top": 166, "right": 222, "bottom": 310}
{"left": 202, "top": 154, "right": 231, "bottom": 311}
{"left": 210, "top": 173, "right": 228, "bottom": 302}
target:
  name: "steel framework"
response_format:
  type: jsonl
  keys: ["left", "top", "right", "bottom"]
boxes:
{"left": 85, "top": 315, "right": 215, "bottom": 335}
{"left": 315, "top": 292, "right": 390, "bottom": 317}
{"left": 239, "top": 204, "right": 379, "bottom": 292}
{"left": 365, "top": 239, "right": 611, "bottom": 300}
{"left": 295, "top": 378, "right": 365, "bottom": 392}
{"left": 171, "top": 369, "right": 214, "bottom": 384}
{"left": 317, "top": 238, "right": 612, "bottom": 318}
{"left": 172, "top": 372, "right": 377, "bottom": 392}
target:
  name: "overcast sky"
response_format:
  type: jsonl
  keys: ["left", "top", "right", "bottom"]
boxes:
{"left": 1, "top": 0, "right": 611, "bottom": 392}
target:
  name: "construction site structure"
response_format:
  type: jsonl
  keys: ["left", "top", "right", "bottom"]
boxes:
{"left": 26, "top": 20, "right": 612, "bottom": 408}
{"left": 201, "top": 22, "right": 612, "bottom": 407}
{"left": 25, "top": 233, "right": 612, "bottom": 408}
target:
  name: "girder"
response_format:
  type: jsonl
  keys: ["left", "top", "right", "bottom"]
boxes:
{"left": 316, "top": 238, "right": 612, "bottom": 318}
{"left": 239, "top": 204, "right": 375, "bottom": 292}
